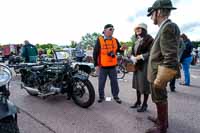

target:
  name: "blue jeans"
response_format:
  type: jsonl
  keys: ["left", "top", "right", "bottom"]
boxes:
{"left": 182, "top": 56, "right": 193, "bottom": 85}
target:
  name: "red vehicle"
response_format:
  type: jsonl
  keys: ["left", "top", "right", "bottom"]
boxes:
{"left": 2, "top": 44, "right": 22, "bottom": 59}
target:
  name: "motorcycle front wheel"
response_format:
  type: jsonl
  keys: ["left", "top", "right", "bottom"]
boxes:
{"left": 72, "top": 79, "right": 95, "bottom": 108}
{"left": 0, "top": 115, "right": 20, "bottom": 133}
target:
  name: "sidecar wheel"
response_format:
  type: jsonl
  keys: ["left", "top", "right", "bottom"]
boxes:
{"left": 72, "top": 79, "right": 95, "bottom": 108}
{"left": 0, "top": 115, "right": 20, "bottom": 133}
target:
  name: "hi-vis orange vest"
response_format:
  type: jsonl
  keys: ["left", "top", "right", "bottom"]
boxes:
{"left": 98, "top": 36, "right": 118, "bottom": 67}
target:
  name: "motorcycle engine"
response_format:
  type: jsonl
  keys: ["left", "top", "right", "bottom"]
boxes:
{"left": 41, "top": 83, "right": 61, "bottom": 93}
{"left": 48, "top": 85, "right": 61, "bottom": 93}
{"left": 20, "top": 69, "right": 40, "bottom": 87}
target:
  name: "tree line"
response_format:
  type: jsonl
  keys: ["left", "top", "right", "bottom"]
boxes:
{"left": 35, "top": 33, "right": 199, "bottom": 51}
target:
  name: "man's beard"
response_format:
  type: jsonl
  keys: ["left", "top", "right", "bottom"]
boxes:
{"left": 153, "top": 17, "right": 158, "bottom": 25}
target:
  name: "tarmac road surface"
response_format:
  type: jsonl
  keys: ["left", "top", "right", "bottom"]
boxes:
{"left": 10, "top": 64, "right": 200, "bottom": 133}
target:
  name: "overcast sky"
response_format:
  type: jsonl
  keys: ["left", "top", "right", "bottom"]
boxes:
{"left": 0, "top": 0, "right": 199, "bottom": 45}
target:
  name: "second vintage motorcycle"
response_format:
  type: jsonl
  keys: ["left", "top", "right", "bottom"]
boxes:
{"left": 0, "top": 64, "right": 19, "bottom": 133}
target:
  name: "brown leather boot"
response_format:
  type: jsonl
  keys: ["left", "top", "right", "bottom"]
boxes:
{"left": 148, "top": 116, "right": 168, "bottom": 128}
{"left": 147, "top": 115, "right": 159, "bottom": 125}
{"left": 147, "top": 114, "right": 168, "bottom": 128}
{"left": 145, "top": 102, "right": 168, "bottom": 133}
{"left": 147, "top": 103, "right": 159, "bottom": 125}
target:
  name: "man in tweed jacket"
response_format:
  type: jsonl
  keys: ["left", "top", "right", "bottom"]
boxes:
{"left": 146, "top": 0, "right": 180, "bottom": 133}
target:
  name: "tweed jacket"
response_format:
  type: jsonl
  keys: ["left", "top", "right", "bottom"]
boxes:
{"left": 147, "top": 19, "right": 180, "bottom": 83}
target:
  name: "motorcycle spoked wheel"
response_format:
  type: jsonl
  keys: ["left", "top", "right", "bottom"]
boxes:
{"left": 0, "top": 115, "right": 20, "bottom": 133}
{"left": 72, "top": 79, "right": 95, "bottom": 108}
{"left": 116, "top": 65, "right": 126, "bottom": 79}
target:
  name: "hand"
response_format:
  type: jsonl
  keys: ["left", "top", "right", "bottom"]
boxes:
{"left": 135, "top": 55, "right": 143, "bottom": 60}
{"left": 95, "top": 66, "right": 99, "bottom": 71}
{"left": 95, "top": 66, "right": 100, "bottom": 73}
{"left": 120, "top": 44, "right": 128, "bottom": 51}
{"left": 95, "top": 66, "right": 100, "bottom": 76}
{"left": 130, "top": 56, "right": 137, "bottom": 64}
{"left": 153, "top": 66, "right": 177, "bottom": 89}
{"left": 153, "top": 78, "right": 167, "bottom": 89}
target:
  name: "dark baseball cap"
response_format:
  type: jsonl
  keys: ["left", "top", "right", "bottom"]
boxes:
{"left": 104, "top": 24, "right": 114, "bottom": 29}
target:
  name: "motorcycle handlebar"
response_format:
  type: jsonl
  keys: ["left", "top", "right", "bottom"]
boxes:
{"left": 8, "top": 60, "right": 72, "bottom": 69}
{"left": 7, "top": 63, "right": 40, "bottom": 68}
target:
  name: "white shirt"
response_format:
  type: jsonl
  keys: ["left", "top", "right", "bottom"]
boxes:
{"left": 159, "top": 18, "right": 169, "bottom": 28}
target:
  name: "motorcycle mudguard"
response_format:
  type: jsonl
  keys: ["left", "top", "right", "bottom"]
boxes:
{"left": 72, "top": 62, "right": 93, "bottom": 74}
{"left": 78, "top": 65, "right": 91, "bottom": 74}
{"left": 0, "top": 100, "right": 17, "bottom": 120}
{"left": 73, "top": 73, "right": 88, "bottom": 81}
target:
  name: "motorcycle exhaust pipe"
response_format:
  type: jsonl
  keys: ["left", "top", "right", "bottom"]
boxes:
{"left": 21, "top": 84, "right": 39, "bottom": 95}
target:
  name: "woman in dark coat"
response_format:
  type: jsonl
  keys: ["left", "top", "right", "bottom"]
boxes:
{"left": 130, "top": 23, "right": 153, "bottom": 112}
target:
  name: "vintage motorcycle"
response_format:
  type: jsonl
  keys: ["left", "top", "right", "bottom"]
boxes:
{"left": 0, "top": 64, "right": 19, "bottom": 133}
{"left": 17, "top": 59, "right": 95, "bottom": 108}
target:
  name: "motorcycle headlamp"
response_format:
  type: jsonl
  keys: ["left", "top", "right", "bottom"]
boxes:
{"left": 0, "top": 64, "right": 12, "bottom": 87}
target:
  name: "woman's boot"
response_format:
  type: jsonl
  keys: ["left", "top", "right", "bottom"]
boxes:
{"left": 137, "top": 94, "right": 148, "bottom": 112}
{"left": 130, "top": 90, "right": 141, "bottom": 108}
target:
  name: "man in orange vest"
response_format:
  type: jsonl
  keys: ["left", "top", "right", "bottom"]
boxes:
{"left": 93, "top": 24, "right": 127, "bottom": 104}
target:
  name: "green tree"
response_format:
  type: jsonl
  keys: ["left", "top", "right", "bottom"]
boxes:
{"left": 119, "top": 35, "right": 136, "bottom": 56}
{"left": 35, "top": 43, "right": 61, "bottom": 51}
{"left": 36, "top": 44, "right": 40, "bottom": 48}
{"left": 120, "top": 35, "right": 135, "bottom": 48}
{"left": 80, "top": 32, "right": 101, "bottom": 49}
{"left": 69, "top": 40, "right": 78, "bottom": 48}
{"left": 192, "top": 41, "right": 200, "bottom": 48}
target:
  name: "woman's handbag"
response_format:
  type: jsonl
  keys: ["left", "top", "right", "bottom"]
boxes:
{"left": 126, "top": 63, "right": 136, "bottom": 72}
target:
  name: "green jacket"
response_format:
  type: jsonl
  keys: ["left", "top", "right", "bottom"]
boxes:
{"left": 21, "top": 44, "right": 38, "bottom": 63}
{"left": 147, "top": 19, "right": 180, "bottom": 83}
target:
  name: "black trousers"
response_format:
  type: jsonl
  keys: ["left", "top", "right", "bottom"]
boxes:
{"left": 169, "top": 78, "right": 176, "bottom": 91}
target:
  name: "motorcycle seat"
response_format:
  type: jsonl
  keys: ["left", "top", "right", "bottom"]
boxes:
{"left": 31, "top": 65, "right": 45, "bottom": 71}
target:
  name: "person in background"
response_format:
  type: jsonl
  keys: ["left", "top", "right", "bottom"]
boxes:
{"left": 75, "top": 44, "right": 85, "bottom": 62}
{"left": 193, "top": 47, "right": 199, "bottom": 64}
{"left": 85, "top": 46, "right": 93, "bottom": 63}
{"left": 47, "top": 46, "right": 54, "bottom": 58}
{"left": 169, "top": 36, "right": 185, "bottom": 92}
{"left": 93, "top": 24, "right": 127, "bottom": 104}
{"left": 180, "top": 33, "right": 193, "bottom": 86}
{"left": 21, "top": 40, "right": 38, "bottom": 63}
{"left": 130, "top": 23, "right": 153, "bottom": 112}
{"left": 38, "top": 48, "right": 44, "bottom": 60}
{"left": 146, "top": 0, "right": 180, "bottom": 132}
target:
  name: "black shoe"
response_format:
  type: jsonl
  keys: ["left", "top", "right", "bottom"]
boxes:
{"left": 170, "top": 87, "right": 176, "bottom": 92}
{"left": 171, "top": 89, "right": 176, "bottom": 92}
{"left": 130, "top": 101, "right": 141, "bottom": 108}
{"left": 137, "top": 104, "right": 147, "bottom": 112}
{"left": 114, "top": 97, "right": 122, "bottom": 104}
{"left": 98, "top": 97, "right": 105, "bottom": 103}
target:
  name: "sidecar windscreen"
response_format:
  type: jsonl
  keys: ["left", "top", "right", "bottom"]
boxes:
{"left": 54, "top": 51, "right": 70, "bottom": 60}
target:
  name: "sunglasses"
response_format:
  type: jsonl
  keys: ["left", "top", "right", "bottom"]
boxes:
{"left": 108, "top": 28, "right": 114, "bottom": 31}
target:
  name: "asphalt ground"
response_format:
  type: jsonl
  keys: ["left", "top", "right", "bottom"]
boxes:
{"left": 9, "top": 63, "right": 200, "bottom": 133}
